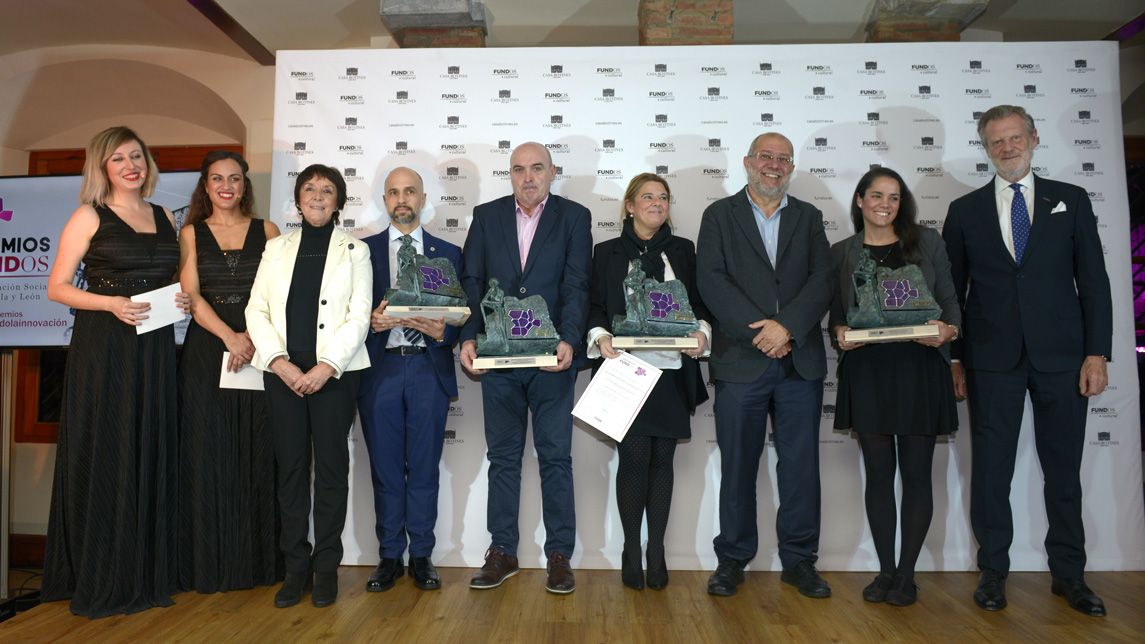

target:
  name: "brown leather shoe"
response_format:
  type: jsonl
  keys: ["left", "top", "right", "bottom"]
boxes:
{"left": 546, "top": 552, "right": 576, "bottom": 594}
{"left": 469, "top": 547, "right": 519, "bottom": 589}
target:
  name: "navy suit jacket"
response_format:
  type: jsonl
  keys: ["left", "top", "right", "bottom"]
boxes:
{"left": 460, "top": 194, "right": 593, "bottom": 357}
{"left": 361, "top": 227, "right": 462, "bottom": 397}
{"left": 696, "top": 187, "right": 833, "bottom": 383}
{"left": 942, "top": 175, "right": 1111, "bottom": 373}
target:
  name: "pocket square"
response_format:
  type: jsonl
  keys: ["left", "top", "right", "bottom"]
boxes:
{"left": 1051, "top": 201, "right": 1067, "bottom": 214}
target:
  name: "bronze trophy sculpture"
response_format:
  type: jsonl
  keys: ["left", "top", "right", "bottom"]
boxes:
{"left": 843, "top": 248, "right": 941, "bottom": 343}
{"left": 384, "top": 235, "right": 470, "bottom": 325}
{"left": 610, "top": 260, "right": 700, "bottom": 350}
{"left": 472, "top": 278, "right": 560, "bottom": 368}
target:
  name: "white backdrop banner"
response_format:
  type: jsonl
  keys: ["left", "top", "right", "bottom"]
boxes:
{"left": 270, "top": 42, "right": 1145, "bottom": 571}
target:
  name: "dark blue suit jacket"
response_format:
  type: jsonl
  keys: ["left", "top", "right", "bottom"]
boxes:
{"left": 361, "top": 227, "right": 463, "bottom": 397}
{"left": 942, "top": 175, "right": 1112, "bottom": 373}
{"left": 460, "top": 194, "right": 593, "bottom": 357}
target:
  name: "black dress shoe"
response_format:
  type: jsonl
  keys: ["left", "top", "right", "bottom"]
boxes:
{"left": 312, "top": 571, "right": 338, "bottom": 607}
{"left": 706, "top": 559, "right": 745, "bottom": 597}
{"left": 410, "top": 557, "right": 442, "bottom": 591}
{"left": 885, "top": 573, "right": 917, "bottom": 607}
{"left": 645, "top": 543, "right": 668, "bottom": 591}
{"left": 1051, "top": 577, "right": 1106, "bottom": 617}
{"left": 780, "top": 560, "right": 831, "bottom": 598}
{"left": 973, "top": 570, "right": 1007, "bottom": 611}
{"left": 274, "top": 571, "right": 311, "bottom": 608}
{"left": 621, "top": 544, "right": 644, "bottom": 590}
{"left": 367, "top": 558, "right": 404, "bottom": 593}
{"left": 862, "top": 572, "right": 894, "bottom": 603}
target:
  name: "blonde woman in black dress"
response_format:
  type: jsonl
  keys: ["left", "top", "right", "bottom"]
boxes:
{"left": 43, "top": 126, "right": 188, "bottom": 618}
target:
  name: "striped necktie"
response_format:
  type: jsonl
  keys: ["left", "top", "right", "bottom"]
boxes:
{"left": 398, "top": 235, "right": 424, "bottom": 346}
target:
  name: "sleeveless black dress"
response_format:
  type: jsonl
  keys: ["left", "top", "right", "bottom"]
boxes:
{"left": 177, "top": 220, "right": 280, "bottom": 592}
{"left": 42, "top": 203, "right": 180, "bottom": 618}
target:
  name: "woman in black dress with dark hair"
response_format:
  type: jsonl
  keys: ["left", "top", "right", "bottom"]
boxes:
{"left": 829, "top": 166, "right": 960, "bottom": 607}
{"left": 177, "top": 151, "right": 281, "bottom": 593}
{"left": 43, "top": 126, "right": 187, "bottom": 618}
{"left": 587, "top": 173, "right": 710, "bottom": 590}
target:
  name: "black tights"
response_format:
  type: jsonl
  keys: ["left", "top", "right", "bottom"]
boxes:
{"left": 616, "top": 435, "right": 677, "bottom": 552}
{"left": 858, "top": 433, "right": 937, "bottom": 578}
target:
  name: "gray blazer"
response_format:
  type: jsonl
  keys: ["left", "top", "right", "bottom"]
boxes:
{"left": 697, "top": 187, "right": 833, "bottom": 383}
{"left": 828, "top": 227, "right": 961, "bottom": 364}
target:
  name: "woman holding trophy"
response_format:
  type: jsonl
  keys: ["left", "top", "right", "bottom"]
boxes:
{"left": 587, "top": 173, "right": 710, "bottom": 591}
{"left": 829, "top": 166, "right": 960, "bottom": 607}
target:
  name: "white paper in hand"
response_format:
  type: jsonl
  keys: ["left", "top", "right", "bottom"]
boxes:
{"left": 131, "top": 282, "right": 186, "bottom": 334}
{"left": 572, "top": 351, "right": 661, "bottom": 442}
{"left": 219, "top": 352, "right": 265, "bottom": 390}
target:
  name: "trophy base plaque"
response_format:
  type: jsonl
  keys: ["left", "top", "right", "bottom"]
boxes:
{"left": 385, "top": 306, "right": 471, "bottom": 326}
{"left": 611, "top": 336, "right": 700, "bottom": 350}
{"left": 844, "top": 324, "right": 939, "bottom": 344}
{"left": 472, "top": 354, "right": 559, "bottom": 370}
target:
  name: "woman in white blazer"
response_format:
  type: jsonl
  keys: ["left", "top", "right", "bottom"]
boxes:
{"left": 245, "top": 164, "right": 371, "bottom": 609}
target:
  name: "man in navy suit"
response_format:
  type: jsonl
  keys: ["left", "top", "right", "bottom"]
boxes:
{"left": 943, "top": 105, "right": 1111, "bottom": 616}
{"left": 358, "top": 167, "right": 462, "bottom": 593}
{"left": 697, "top": 132, "right": 833, "bottom": 598}
{"left": 459, "top": 142, "right": 592, "bottom": 594}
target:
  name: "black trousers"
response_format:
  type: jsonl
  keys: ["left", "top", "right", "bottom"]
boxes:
{"left": 265, "top": 368, "right": 360, "bottom": 574}
{"left": 967, "top": 356, "right": 1089, "bottom": 579}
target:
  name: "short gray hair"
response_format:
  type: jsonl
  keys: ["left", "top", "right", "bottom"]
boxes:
{"left": 977, "top": 105, "right": 1036, "bottom": 147}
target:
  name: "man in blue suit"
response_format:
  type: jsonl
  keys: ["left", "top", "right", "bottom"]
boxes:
{"left": 459, "top": 142, "right": 592, "bottom": 594}
{"left": 697, "top": 132, "right": 833, "bottom": 599}
{"left": 944, "top": 105, "right": 1111, "bottom": 616}
{"left": 358, "top": 167, "right": 462, "bottom": 593}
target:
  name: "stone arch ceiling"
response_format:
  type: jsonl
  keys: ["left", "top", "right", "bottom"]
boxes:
{"left": 3, "top": 59, "right": 245, "bottom": 149}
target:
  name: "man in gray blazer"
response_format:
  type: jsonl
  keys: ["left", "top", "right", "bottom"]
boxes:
{"left": 697, "top": 132, "right": 833, "bottom": 598}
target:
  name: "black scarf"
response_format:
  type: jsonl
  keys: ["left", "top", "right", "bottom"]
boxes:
{"left": 619, "top": 217, "right": 672, "bottom": 282}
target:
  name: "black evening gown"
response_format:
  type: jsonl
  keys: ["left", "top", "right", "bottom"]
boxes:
{"left": 177, "top": 220, "right": 280, "bottom": 592}
{"left": 41, "top": 204, "right": 180, "bottom": 618}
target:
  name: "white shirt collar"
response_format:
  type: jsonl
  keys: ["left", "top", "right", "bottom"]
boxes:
{"left": 388, "top": 224, "right": 423, "bottom": 245}
{"left": 994, "top": 171, "right": 1034, "bottom": 194}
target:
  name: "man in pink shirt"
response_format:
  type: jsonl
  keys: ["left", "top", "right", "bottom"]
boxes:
{"left": 459, "top": 142, "right": 592, "bottom": 595}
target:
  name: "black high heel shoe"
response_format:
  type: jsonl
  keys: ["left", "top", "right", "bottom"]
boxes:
{"left": 621, "top": 543, "right": 644, "bottom": 590}
{"left": 645, "top": 543, "right": 668, "bottom": 590}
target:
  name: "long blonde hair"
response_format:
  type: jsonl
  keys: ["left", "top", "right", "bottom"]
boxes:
{"left": 78, "top": 126, "right": 159, "bottom": 206}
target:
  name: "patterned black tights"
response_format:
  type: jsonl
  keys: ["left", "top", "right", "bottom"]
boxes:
{"left": 616, "top": 435, "right": 678, "bottom": 550}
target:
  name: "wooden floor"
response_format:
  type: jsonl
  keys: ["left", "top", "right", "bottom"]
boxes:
{"left": 2, "top": 568, "right": 1142, "bottom": 643}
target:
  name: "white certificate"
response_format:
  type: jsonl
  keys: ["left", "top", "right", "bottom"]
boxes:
{"left": 572, "top": 352, "right": 661, "bottom": 442}
{"left": 131, "top": 282, "right": 187, "bottom": 335}
{"left": 219, "top": 352, "right": 265, "bottom": 390}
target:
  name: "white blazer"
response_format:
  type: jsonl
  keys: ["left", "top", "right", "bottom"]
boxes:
{"left": 245, "top": 226, "right": 372, "bottom": 377}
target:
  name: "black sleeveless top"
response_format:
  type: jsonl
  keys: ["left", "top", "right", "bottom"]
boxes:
{"left": 192, "top": 219, "right": 267, "bottom": 330}
{"left": 84, "top": 204, "right": 179, "bottom": 295}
